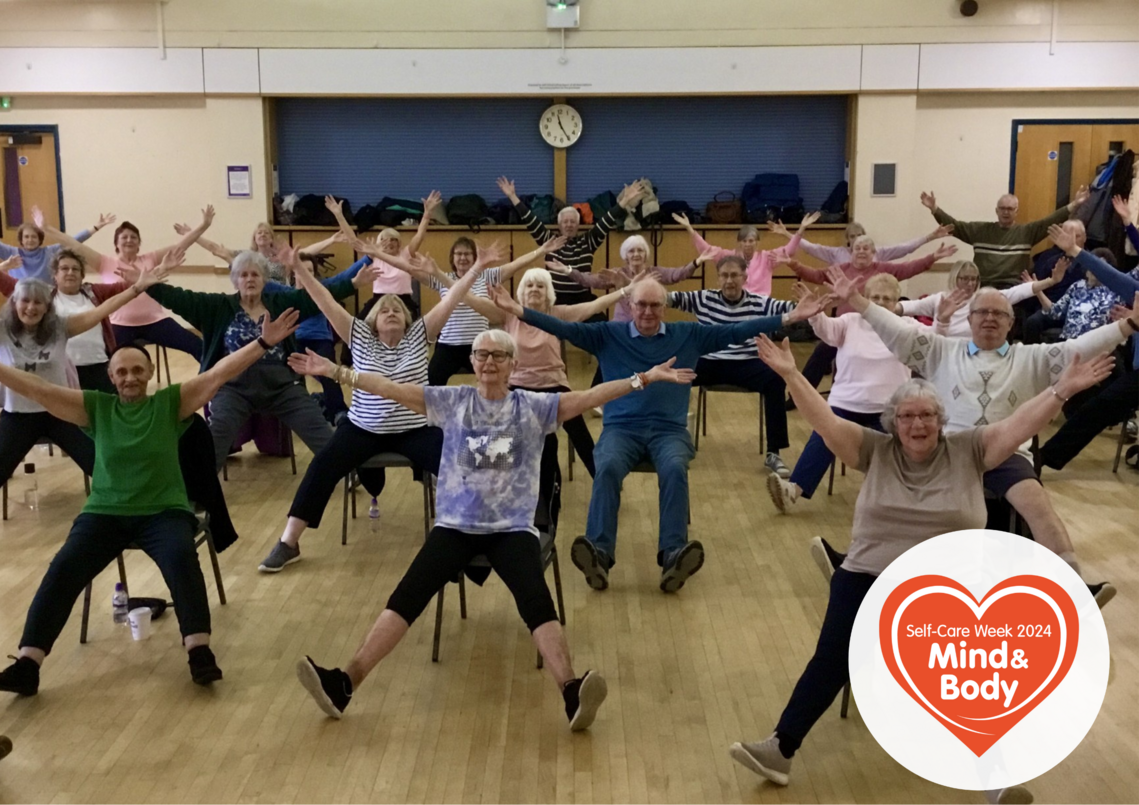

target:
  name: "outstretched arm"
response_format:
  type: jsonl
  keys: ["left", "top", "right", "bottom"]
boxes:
{"left": 425, "top": 262, "right": 500, "bottom": 339}
{"left": 0, "top": 362, "right": 87, "bottom": 426}
{"left": 1050, "top": 223, "right": 1139, "bottom": 302}
{"left": 299, "top": 231, "right": 346, "bottom": 256}
{"left": 557, "top": 289, "right": 625, "bottom": 322}
{"left": 556, "top": 358, "right": 694, "bottom": 423}
{"left": 755, "top": 334, "right": 863, "bottom": 467}
{"left": 40, "top": 223, "right": 103, "bottom": 266}
{"left": 407, "top": 191, "right": 441, "bottom": 255}
{"left": 291, "top": 255, "right": 368, "bottom": 343}
{"left": 288, "top": 348, "right": 426, "bottom": 415}
{"left": 179, "top": 308, "right": 301, "bottom": 418}
{"left": 155, "top": 205, "right": 215, "bottom": 260}
{"left": 494, "top": 237, "right": 568, "bottom": 284}
{"left": 173, "top": 223, "right": 236, "bottom": 263}
{"left": 65, "top": 251, "right": 179, "bottom": 337}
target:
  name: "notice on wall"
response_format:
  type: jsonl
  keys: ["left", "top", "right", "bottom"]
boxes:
{"left": 227, "top": 165, "right": 252, "bottom": 198}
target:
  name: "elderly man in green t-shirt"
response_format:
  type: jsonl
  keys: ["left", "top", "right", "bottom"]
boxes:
{"left": 0, "top": 307, "right": 300, "bottom": 695}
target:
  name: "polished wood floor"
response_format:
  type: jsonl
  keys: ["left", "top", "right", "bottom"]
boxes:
{"left": 0, "top": 346, "right": 1136, "bottom": 804}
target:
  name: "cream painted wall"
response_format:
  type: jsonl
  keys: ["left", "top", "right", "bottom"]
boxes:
{"left": 7, "top": 0, "right": 1138, "bottom": 49}
{"left": 852, "top": 89, "right": 1139, "bottom": 298}
{"left": 1, "top": 95, "right": 266, "bottom": 268}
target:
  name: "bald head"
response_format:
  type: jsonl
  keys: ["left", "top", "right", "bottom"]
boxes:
{"left": 968, "top": 288, "right": 1014, "bottom": 349}
{"left": 996, "top": 194, "right": 1019, "bottom": 227}
{"left": 629, "top": 278, "right": 667, "bottom": 336}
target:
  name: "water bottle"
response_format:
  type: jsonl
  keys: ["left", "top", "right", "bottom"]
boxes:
{"left": 112, "top": 583, "right": 129, "bottom": 625}
{"left": 22, "top": 463, "right": 38, "bottom": 511}
{"left": 368, "top": 497, "right": 380, "bottom": 531}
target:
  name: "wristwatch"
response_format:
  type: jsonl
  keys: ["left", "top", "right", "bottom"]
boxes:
{"left": 630, "top": 373, "right": 645, "bottom": 391}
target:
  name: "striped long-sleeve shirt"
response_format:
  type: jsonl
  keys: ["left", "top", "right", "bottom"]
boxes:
{"left": 668, "top": 289, "right": 795, "bottom": 360}
{"left": 933, "top": 205, "right": 1069, "bottom": 287}
{"left": 515, "top": 201, "right": 625, "bottom": 305}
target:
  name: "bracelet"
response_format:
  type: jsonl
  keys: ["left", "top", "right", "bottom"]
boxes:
{"left": 256, "top": 336, "right": 271, "bottom": 350}
{"left": 1126, "top": 317, "right": 1139, "bottom": 334}
{"left": 350, "top": 369, "right": 360, "bottom": 389}
{"left": 637, "top": 372, "right": 649, "bottom": 387}
{"left": 1050, "top": 386, "right": 1069, "bottom": 403}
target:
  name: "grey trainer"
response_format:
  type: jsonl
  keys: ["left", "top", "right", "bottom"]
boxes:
{"left": 729, "top": 734, "right": 791, "bottom": 786}
{"left": 259, "top": 540, "right": 301, "bottom": 573}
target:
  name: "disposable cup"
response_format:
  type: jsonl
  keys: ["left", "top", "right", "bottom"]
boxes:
{"left": 128, "top": 607, "right": 152, "bottom": 641}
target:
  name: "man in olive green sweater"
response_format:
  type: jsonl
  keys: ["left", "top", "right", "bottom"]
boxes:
{"left": 920, "top": 188, "right": 1088, "bottom": 288}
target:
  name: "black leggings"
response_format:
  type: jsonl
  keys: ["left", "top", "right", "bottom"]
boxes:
{"left": 288, "top": 420, "right": 443, "bottom": 528}
{"left": 775, "top": 567, "right": 876, "bottom": 755}
{"left": 386, "top": 526, "right": 558, "bottom": 631}
{"left": 0, "top": 411, "right": 95, "bottom": 486}
{"left": 801, "top": 342, "right": 838, "bottom": 389}
{"left": 76, "top": 363, "right": 116, "bottom": 394}
{"left": 111, "top": 318, "right": 203, "bottom": 361}
{"left": 20, "top": 510, "right": 210, "bottom": 654}
{"left": 296, "top": 338, "right": 347, "bottom": 419}
{"left": 428, "top": 342, "right": 475, "bottom": 386}
{"left": 511, "top": 384, "right": 596, "bottom": 481}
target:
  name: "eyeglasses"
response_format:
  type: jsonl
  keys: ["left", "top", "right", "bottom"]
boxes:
{"left": 969, "top": 308, "right": 1012, "bottom": 321}
{"left": 997, "top": 206, "right": 1018, "bottom": 213}
{"left": 632, "top": 301, "right": 664, "bottom": 312}
{"left": 897, "top": 412, "right": 939, "bottom": 425}
{"left": 471, "top": 349, "right": 512, "bottom": 363}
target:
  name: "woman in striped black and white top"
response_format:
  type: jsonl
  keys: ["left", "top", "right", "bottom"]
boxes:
{"left": 426, "top": 236, "right": 567, "bottom": 386}
{"left": 257, "top": 252, "right": 495, "bottom": 573}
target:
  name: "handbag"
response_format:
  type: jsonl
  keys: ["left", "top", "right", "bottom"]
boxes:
{"left": 705, "top": 192, "right": 743, "bottom": 224}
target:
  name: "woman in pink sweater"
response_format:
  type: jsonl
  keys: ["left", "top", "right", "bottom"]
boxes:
{"left": 672, "top": 211, "right": 820, "bottom": 296}
{"left": 771, "top": 219, "right": 953, "bottom": 265}
{"left": 767, "top": 274, "right": 919, "bottom": 514}
{"left": 781, "top": 236, "right": 956, "bottom": 390}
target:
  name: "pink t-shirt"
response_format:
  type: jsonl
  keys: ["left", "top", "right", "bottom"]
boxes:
{"left": 689, "top": 230, "right": 802, "bottom": 296}
{"left": 372, "top": 248, "right": 413, "bottom": 296}
{"left": 97, "top": 252, "right": 166, "bottom": 327}
{"left": 504, "top": 309, "right": 571, "bottom": 390}
{"left": 809, "top": 312, "right": 914, "bottom": 413}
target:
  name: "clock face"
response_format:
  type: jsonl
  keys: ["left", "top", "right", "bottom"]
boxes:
{"left": 540, "top": 104, "right": 582, "bottom": 148}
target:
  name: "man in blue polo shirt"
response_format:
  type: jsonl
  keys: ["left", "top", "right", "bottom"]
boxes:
{"left": 510, "top": 278, "right": 827, "bottom": 593}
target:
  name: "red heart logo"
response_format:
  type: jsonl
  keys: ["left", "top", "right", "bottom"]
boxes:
{"left": 878, "top": 575, "right": 1079, "bottom": 757}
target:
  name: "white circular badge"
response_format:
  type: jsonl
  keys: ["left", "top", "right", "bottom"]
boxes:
{"left": 848, "top": 529, "right": 1108, "bottom": 791}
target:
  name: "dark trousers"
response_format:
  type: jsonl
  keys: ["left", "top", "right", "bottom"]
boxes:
{"left": 511, "top": 384, "right": 596, "bottom": 482}
{"left": 694, "top": 357, "right": 789, "bottom": 453}
{"left": 0, "top": 411, "right": 95, "bottom": 485}
{"left": 386, "top": 526, "right": 558, "bottom": 631}
{"left": 801, "top": 342, "right": 838, "bottom": 389}
{"left": 775, "top": 567, "right": 877, "bottom": 755}
{"left": 20, "top": 510, "right": 210, "bottom": 654}
{"left": 1041, "top": 368, "right": 1138, "bottom": 469}
{"left": 76, "top": 362, "right": 116, "bottom": 394}
{"left": 288, "top": 421, "right": 443, "bottom": 528}
{"left": 111, "top": 318, "right": 203, "bottom": 361}
{"left": 790, "top": 407, "right": 884, "bottom": 498}
{"left": 428, "top": 343, "right": 475, "bottom": 387}
{"left": 296, "top": 338, "right": 347, "bottom": 418}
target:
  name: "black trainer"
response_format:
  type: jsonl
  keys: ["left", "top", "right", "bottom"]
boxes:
{"left": 0, "top": 656, "right": 39, "bottom": 697}
{"left": 296, "top": 656, "right": 353, "bottom": 719}
{"left": 563, "top": 669, "right": 608, "bottom": 731}
{"left": 570, "top": 537, "right": 610, "bottom": 591}
{"left": 821, "top": 537, "right": 845, "bottom": 571}
{"left": 0, "top": 734, "right": 11, "bottom": 761}
{"left": 660, "top": 541, "right": 706, "bottom": 593}
{"left": 188, "top": 646, "right": 223, "bottom": 686}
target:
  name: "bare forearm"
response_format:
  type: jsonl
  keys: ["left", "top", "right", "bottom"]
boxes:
{"left": 67, "top": 286, "right": 142, "bottom": 335}
{"left": 300, "top": 234, "right": 339, "bottom": 255}
{"left": 984, "top": 387, "right": 1064, "bottom": 468}
{"left": 495, "top": 245, "right": 546, "bottom": 282}
{"left": 558, "top": 377, "right": 636, "bottom": 422}
{"left": 563, "top": 291, "right": 622, "bottom": 321}
{"left": 0, "top": 363, "right": 87, "bottom": 425}
{"left": 351, "top": 370, "right": 427, "bottom": 414}
{"left": 180, "top": 339, "right": 269, "bottom": 416}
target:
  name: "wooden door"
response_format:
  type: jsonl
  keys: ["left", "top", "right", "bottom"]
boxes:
{"left": 0, "top": 130, "right": 62, "bottom": 240}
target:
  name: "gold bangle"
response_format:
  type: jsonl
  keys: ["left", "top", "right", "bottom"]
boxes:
{"left": 351, "top": 369, "right": 359, "bottom": 389}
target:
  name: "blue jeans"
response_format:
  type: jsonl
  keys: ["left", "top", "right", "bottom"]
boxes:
{"left": 789, "top": 407, "right": 884, "bottom": 499}
{"left": 586, "top": 424, "right": 694, "bottom": 566}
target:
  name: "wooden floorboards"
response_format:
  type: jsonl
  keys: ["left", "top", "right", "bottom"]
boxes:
{"left": 0, "top": 346, "right": 1136, "bottom": 803}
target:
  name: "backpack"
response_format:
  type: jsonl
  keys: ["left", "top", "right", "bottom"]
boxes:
{"left": 353, "top": 204, "right": 382, "bottom": 232}
{"left": 527, "top": 195, "right": 563, "bottom": 225}
{"left": 446, "top": 194, "right": 492, "bottom": 227}
{"left": 292, "top": 194, "right": 353, "bottom": 227}
{"left": 488, "top": 198, "right": 520, "bottom": 225}
{"left": 572, "top": 202, "right": 594, "bottom": 225}
{"left": 587, "top": 190, "right": 618, "bottom": 222}
{"left": 742, "top": 173, "right": 802, "bottom": 224}
{"left": 659, "top": 199, "right": 700, "bottom": 225}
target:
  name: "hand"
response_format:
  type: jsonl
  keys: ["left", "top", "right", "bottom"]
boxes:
{"left": 95, "top": 212, "right": 117, "bottom": 230}
{"left": 1054, "top": 351, "right": 1114, "bottom": 400}
{"left": 1049, "top": 257, "right": 1070, "bottom": 285}
{"left": 1019, "top": 271, "right": 1034, "bottom": 285}
{"left": 173, "top": 222, "right": 191, "bottom": 236}
{"left": 487, "top": 283, "right": 524, "bottom": 318}
{"left": 1069, "top": 184, "right": 1089, "bottom": 210}
{"left": 920, "top": 191, "right": 938, "bottom": 212}
{"left": 671, "top": 212, "right": 692, "bottom": 229}
{"left": 1129, "top": 291, "right": 1139, "bottom": 332}
{"left": 330, "top": 230, "right": 349, "bottom": 244}
{"left": 1109, "top": 303, "right": 1132, "bottom": 323}
{"left": 936, "top": 288, "right": 971, "bottom": 324}
{"left": 155, "top": 248, "right": 186, "bottom": 275}
{"left": 1112, "top": 194, "right": 1134, "bottom": 224}
{"left": 800, "top": 210, "right": 821, "bottom": 228}
{"left": 421, "top": 190, "right": 442, "bottom": 215}
{"left": 474, "top": 240, "right": 506, "bottom": 268}
{"left": 931, "top": 223, "right": 955, "bottom": 240}
{"left": 276, "top": 244, "right": 302, "bottom": 273}
{"left": 1047, "top": 223, "right": 1079, "bottom": 256}
{"left": 31, "top": 205, "right": 45, "bottom": 229}
{"left": 932, "top": 243, "right": 958, "bottom": 261}
{"left": 598, "top": 267, "right": 634, "bottom": 288}
{"left": 541, "top": 234, "right": 569, "bottom": 254}
{"left": 114, "top": 264, "right": 142, "bottom": 284}
{"left": 768, "top": 220, "right": 792, "bottom": 239}
{"left": 286, "top": 347, "right": 335, "bottom": 378}
{"left": 696, "top": 245, "right": 719, "bottom": 266}
{"left": 825, "top": 265, "right": 857, "bottom": 302}
{"left": 753, "top": 335, "right": 798, "bottom": 379}
{"left": 787, "top": 285, "right": 834, "bottom": 322}
{"left": 772, "top": 252, "right": 793, "bottom": 267}
{"left": 545, "top": 259, "right": 571, "bottom": 275}
{"left": 617, "top": 180, "right": 644, "bottom": 210}
{"left": 261, "top": 307, "right": 301, "bottom": 347}
{"left": 324, "top": 195, "right": 344, "bottom": 215}
{"left": 643, "top": 357, "right": 697, "bottom": 386}
{"left": 350, "top": 235, "right": 380, "bottom": 258}
{"left": 0, "top": 255, "right": 22, "bottom": 272}
{"left": 495, "top": 176, "right": 518, "bottom": 201}
{"left": 352, "top": 263, "right": 379, "bottom": 290}
{"left": 200, "top": 204, "right": 215, "bottom": 229}
{"left": 402, "top": 253, "right": 441, "bottom": 285}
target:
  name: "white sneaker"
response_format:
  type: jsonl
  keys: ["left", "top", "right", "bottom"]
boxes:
{"left": 766, "top": 473, "right": 799, "bottom": 514}
{"left": 764, "top": 452, "right": 791, "bottom": 478}
{"left": 809, "top": 536, "right": 837, "bottom": 583}
{"left": 729, "top": 734, "right": 791, "bottom": 786}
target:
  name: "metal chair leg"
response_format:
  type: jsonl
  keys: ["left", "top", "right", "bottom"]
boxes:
{"left": 458, "top": 574, "right": 467, "bottom": 619}
{"left": 203, "top": 530, "right": 226, "bottom": 605}
{"left": 552, "top": 547, "right": 566, "bottom": 626}
{"left": 759, "top": 394, "right": 765, "bottom": 455}
{"left": 116, "top": 554, "right": 129, "bottom": 596}
{"left": 162, "top": 346, "right": 172, "bottom": 387}
{"left": 841, "top": 682, "right": 851, "bottom": 718}
{"left": 432, "top": 587, "right": 444, "bottom": 663}
{"left": 288, "top": 431, "right": 297, "bottom": 475}
{"left": 700, "top": 387, "right": 708, "bottom": 437}
{"left": 342, "top": 474, "right": 352, "bottom": 546}
{"left": 567, "top": 438, "right": 575, "bottom": 481}
{"left": 80, "top": 582, "right": 92, "bottom": 644}
{"left": 1114, "top": 423, "right": 1127, "bottom": 473}
{"left": 2, "top": 481, "right": 7, "bottom": 521}
{"left": 827, "top": 458, "right": 837, "bottom": 496}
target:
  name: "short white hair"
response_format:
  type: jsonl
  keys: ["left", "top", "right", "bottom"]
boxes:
{"left": 881, "top": 379, "right": 948, "bottom": 436}
{"left": 557, "top": 206, "right": 580, "bottom": 224}
{"left": 619, "top": 235, "right": 649, "bottom": 262}
{"left": 230, "top": 250, "right": 269, "bottom": 287}
{"left": 516, "top": 268, "right": 556, "bottom": 307}
{"left": 472, "top": 328, "right": 515, "bottom": 356}
{"left": 851, "top": 235, "right": 877, "bottom": 252}
{"left": 968, "top": 287, "right": 1012, "bottom": 316}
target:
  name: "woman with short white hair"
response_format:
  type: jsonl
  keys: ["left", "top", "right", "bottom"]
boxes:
{"left": 771, "top": 218, "right": 952, "bottom": 266}
{"left": 729, "top": 334, "right": 1112, "bottom": 803}
{"left": 289, "top": 324, "right": 695, "bottom": 730}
